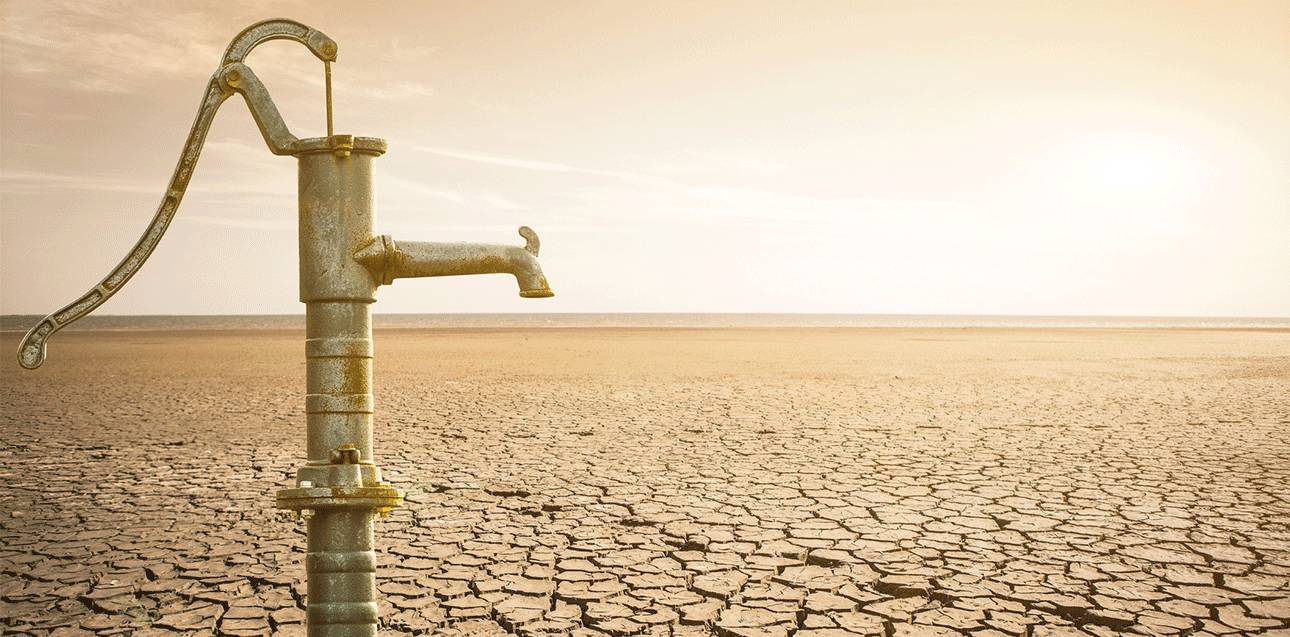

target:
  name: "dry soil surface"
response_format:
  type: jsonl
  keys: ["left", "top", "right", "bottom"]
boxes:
{"left": 1, "top": 328, "right": 1289, "bottom": 637}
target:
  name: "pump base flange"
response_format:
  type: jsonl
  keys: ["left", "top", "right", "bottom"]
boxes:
{"left": 276, "top": 484, "right": 403, "bottom": 512}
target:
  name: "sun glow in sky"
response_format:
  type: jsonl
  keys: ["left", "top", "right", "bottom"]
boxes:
{"left": 1065, "top": 134, "right": 1194, "bottom": 197}
{"left": 1, "top": 1, "right": 1287, "bottom": 316}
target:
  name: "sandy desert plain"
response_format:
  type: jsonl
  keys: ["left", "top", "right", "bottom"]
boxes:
{"left": 1, "top": 326, "right": 1288, "bottom": 637}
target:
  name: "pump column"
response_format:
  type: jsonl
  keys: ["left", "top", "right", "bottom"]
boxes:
{"left": 276, "top": 135, "right": 402, "bottom": 637}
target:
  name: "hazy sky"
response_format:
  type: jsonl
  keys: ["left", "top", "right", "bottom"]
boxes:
{"left": 2, "top": 1, "right": 1287, "bottom": 316}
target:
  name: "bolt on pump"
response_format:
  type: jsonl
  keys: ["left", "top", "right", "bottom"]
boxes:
{"left": 16, "top": 19, "right": 554, "bottom": 637}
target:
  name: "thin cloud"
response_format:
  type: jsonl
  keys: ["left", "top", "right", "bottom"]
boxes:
{"left": 0, "top": 1, "right": 412, "bottom": 100}
{"left": 0, "top": 168, "right": 294, "bottom": 207}
{"left": 0, "top": 170, "right": 159, "bottom": 194}
{"left": 358, "top": 80, "right": 435, "bottom": 100}
{"left": 184, "top": 215, "right": 293, "bottom": 231}
{"left": 379, "top": 173, "right": 526, "bottom": 211}
{"left": 0, "top": 1, "right": 225, "bottom": 93}
{"left": 414, "top": 146, "right": 972, "bottom": 224}
{"left": 414, "top": 146, "right": 685, "bottom": 191}
{"left": 416, "top": 147, "right": 579, "bottom": 173}
{"left": 478, "top": 193, "right": 524, "bottom": 210}
{"left": 285, "top": 68, "right": 437, "bottom": 102}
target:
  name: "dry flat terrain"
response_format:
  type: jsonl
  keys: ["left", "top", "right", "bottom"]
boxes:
{"left": 1, "top": 327, "right": 1289, "bottom": 637}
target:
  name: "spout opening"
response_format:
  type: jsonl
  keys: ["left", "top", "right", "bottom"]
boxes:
{"left": 520, "top": 288, "right": 555, "bottom": 299}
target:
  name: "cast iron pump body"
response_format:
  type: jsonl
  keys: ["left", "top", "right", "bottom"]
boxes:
{"left": 16, "top": 19, "right": 554, "bottom": 636}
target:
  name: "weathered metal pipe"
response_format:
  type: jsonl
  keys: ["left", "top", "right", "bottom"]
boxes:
{"left": 275, "top": 136, "right": 397, "bottom": 637}
{"left": 354, "top": 227, "right": 554, "bottom": 298}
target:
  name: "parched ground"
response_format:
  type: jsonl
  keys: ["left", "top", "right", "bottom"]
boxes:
{"left": 1, "top": 327, "right": 1288, "bottom": 637}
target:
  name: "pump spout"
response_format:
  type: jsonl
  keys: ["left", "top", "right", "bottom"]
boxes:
{"left": 356, "top": 226, "right": 554, "bottom": 297}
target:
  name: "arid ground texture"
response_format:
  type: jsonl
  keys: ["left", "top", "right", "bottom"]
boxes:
{"left": 1, "top": 327, "right": 1288, "bottom": 637}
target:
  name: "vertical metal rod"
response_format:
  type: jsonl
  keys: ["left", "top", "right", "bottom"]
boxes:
{"left": 325, "top": 61, "right": 334, "bottom": 139}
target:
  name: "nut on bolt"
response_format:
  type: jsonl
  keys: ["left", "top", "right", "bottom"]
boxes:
{"left": 331, "top": 444, "right": 361, "bottom": 464}
{"left": 329, "top": 134, "right": 354, "bottom": 158}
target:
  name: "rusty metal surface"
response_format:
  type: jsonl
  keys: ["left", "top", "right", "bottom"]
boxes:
{"left": 14, "top": 19, "right": 554, "bottom": 637}
{"left": 355, "top": 227, "right": 553, "bottom": 297}
{"left": 220, "top": 18, "right": 337, "bottom": 66}
{"left": 220, "top": 63, "right": 302, "bottom": 155}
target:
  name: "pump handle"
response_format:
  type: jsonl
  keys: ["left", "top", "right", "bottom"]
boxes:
{"left": 16, "top": 19, "right": 336, "bottom": 370}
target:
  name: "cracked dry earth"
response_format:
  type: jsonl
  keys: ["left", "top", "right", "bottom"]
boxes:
{"left": 2, "top": 327, "right": 1289, "bottom": 637}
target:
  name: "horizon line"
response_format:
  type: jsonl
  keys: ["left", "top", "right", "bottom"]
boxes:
{"left": 2, "top": 311, "right": 1288, "bottom": 320}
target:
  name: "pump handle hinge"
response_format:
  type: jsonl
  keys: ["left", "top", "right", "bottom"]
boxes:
{"left": 17, "top": 19, "right": 337, "bottom": 370}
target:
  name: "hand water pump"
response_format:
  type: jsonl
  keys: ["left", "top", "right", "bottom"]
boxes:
{"left": 15, "top": 19, "right": 554, "bottom": 636}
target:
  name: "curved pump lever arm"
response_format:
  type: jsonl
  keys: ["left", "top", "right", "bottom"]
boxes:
{"left": 221, "top": 63, "right": 302, "bottom": 155}
{"left": 16, "top": 19, "right": 337, "bottom": 370}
